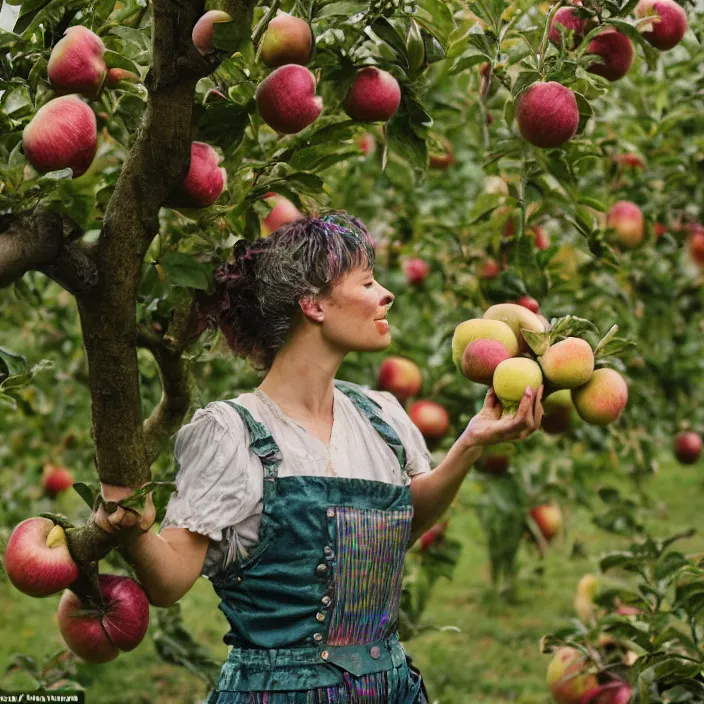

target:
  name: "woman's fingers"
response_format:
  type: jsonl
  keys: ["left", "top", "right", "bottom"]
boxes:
{"left": 534, "top": 385, "right": 545, "bottom": 429}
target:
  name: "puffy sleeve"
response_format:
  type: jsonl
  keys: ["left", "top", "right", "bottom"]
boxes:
{"left": 364, "top": 389, "right": 434, "bottom": 478}
{"left": 158, "top": 402, "right": 250, "bottom": 542}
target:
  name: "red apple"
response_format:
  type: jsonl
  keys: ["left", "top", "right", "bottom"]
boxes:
{"left": 42, "top": 463, "right": 74, "bottom": 495}
{"left": 260, "top": 10, "right": 313, "bottom": 67}
{"left": 516, "top": 81, "right": 579, "bottom": 148}
{"left": 261, "top": 193, "right": 304, "bottom": 236}
{"left": 343, "top": 67, "right": 401, "bottom": 123}
{"left": 402, "top": 257, "right": 430, "bottom": 285}
{"left": 635, "top": 0, "right": 688, "bottom": 51}
{"left": 654, "top": 221, "right": 668, "bottom": 238}
{"left": 581, "top": 681, "right": 633, "bottom": 704}
{"left": 613, "top": 153, "right": 646, "bottom": 169}
{"left": 516, "top": 296, "right": 540, "bottom": 314}
{"left": 419, "top": 519, "right": 449, "bottom": 551}
{"left": 358, "top": 132, "right": 376, "bottom": 156}
{"left": 47, "top": 26, "right": 107, "bottom": 98}
{"left": 105, "top": 68, "right": 140, "bottom": 88}
{"left": 480, "top": 452, "right": 510, "bottom": 475}
{"left": 4, "top": 518, "right": 80, "bottom": 598}
{"left": 547, "top": 647, "right": 598, "bottom": 704}
{"left": 530, "top": 504, "right": 563, "bottom": 541}
{"left": 688, "top": 231, "right": 704, "bottom": 266}
{"left": 461, "top": 339, "right": 513, "bottom": 385}
{"left": 58, "top": 574, "right": 150, "bottom": 663}
{"left": 256, "top": 64, "right": 323, "bottom": 134}
{"left": 377, "top": 356, "right": 422, "bottom": 401}
{"left": 408, "top": 400, "right": 450, "bottom": 440}
{"left": 549, "top": 2, "right": 592, "bottom": 48}
{"left": 532, "top": 226, "right": 550, "bottom": 250}
{"left": 479, "top": 258, "right": 500, "bottom": 279}
{"left": 192, "top": 10, "right": 232, "bottom": 55}
{"left": 674, "top": 431, "right": 702, "bottom": 464}
{"left": 165, "top": 142, "right": 226, "bottom": 209}
{"left": 22, "top": 95, "right": 97, "bottom": 177}
{"left": 586, "top": 29, "right": 634, "bottom": 82}
{"left": 607, "top": 200, "right": 644, "bottom": 249}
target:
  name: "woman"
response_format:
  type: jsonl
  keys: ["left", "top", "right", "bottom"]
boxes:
{"left": 95, "top": 212, "right": 544, "bottom": 703}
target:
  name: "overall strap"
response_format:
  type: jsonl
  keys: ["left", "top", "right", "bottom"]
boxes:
{"left": 333, "top": 380, "right": 407, "bottom": 475}
{"left": 220, "top": 399, "right": 283, "bottom": 482}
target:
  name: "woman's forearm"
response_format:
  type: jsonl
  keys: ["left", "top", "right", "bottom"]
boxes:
{"left": 408, "top": 439, "right": 482, "bottom": 544}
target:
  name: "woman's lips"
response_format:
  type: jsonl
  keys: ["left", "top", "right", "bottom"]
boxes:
{"left": 375, "top": 319, "right": 390, "bottom": 333}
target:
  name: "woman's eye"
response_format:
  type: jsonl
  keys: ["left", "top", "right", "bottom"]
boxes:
{"left": 365, "top": 281, "right": 374, "bottom": 287}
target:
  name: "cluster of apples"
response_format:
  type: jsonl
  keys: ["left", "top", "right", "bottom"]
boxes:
{"left": 3, "top": 517, "right": 150, "bottom": 663}
{"left": 452, "top": 303, "right": 629, "bottom": 430}
{"left": 515, "top": 0, "right": 688, "bottom": 149}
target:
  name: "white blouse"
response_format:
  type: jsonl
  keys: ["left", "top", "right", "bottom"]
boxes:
{"left": 158, "top": 384, "right": 434, "bottom": 579}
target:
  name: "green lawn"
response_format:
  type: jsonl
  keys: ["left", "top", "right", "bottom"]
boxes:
{"left": 1, "top": 461, "right": 701, "bottom": 703}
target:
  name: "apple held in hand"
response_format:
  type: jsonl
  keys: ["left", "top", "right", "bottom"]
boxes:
{"left": 23, "top": 95, "right": 97, "bottom": 178}
{"left": 493, "top": 358, "right": 543, "bottom": 416}
{"left": 4, "top": 518, "right": 80, "bottom": 597}
{"left": 571, "top": 368, "right": 628, "bottom": 426}
{"left": 47, "top": 26, "right": 107, "bottom": 98}
{"left": 539, "top": 337, "right": 595, "bottom": 389}
{"left": 58, "top": 574, "right": 150, "bottom": 663}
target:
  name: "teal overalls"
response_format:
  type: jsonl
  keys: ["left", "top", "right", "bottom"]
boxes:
{"left": 205, "top": 380, "right": 430, "bottom": 703}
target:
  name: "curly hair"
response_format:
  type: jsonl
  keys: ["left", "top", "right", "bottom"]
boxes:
{"left": 195, "top": 211, "right": 377, "bottom": 372}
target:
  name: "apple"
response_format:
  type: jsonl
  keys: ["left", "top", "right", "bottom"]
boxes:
{"left": 22, "top": 95, "right": 97, "bottom": 178}
{"left": 419, "top": 520, "right": 449, "bottom": 552}
{"left": 343, "top": 67, "right": 401, "bottom": 122}
{"left": 192, "top": 10, "right": 232, "bottom": 55}
{"left": 480, "top": 447, "right": 510, "bottom": 475}
{"left": 58, "top": 574, "right": 150, "bottom": 663}
{"left": 613, "top": 153, "right": 646, "bottom": 169}
{"left": 377, "top": 356, "right": 422, "bottom": 401}
{"left": 4, "top": 518, "right": 80, "bottom": 598}
{"left": 574, "top": 574, "right": 601, "bottom": 623}
{"left": 635, "top": 0, "right": 688, "bottom": 51}
{"left": 479, "top": 258, "right": 500, "bottom": 279}
{"left": 607, "top": 201, "right": 644, "bottom": 249}
{"left": 47, "top": 26, "right": 107, "bottom": 98}
{"left": 261, "top": 193, "right": 304, "bottom": 236}
{"left": 260, "top": 10, "right": 313, "bottom": 67}
{"left": 428, "top": 136, "right": 455, "bottom": 169}
{"left": 516, "top": 81, "right": 579, "bottom": 148}
{"left": 547, "top": 647, "right": 598, "bottom": 704}
{"left": 549, "top": 1, "right": 592, "bottom": 49}
{"left": 674, "top": 431, "right": 702, "bottom": 464}
{"left": 688, "top": 230, "right": 704, "bottom": 266}
{"left": 402, "top": 257, "right": 430, "bottom": 285}
{"left": 516, "top": 296, "right": 540, "bottom": 314}
{"left": 358, "top": 132, "right": 377, "bottom": 156}
{"left": 165, "top": 142, "right": 226, "bottom": 209}
{"left": 105, "top": 68, "right": 140, "bottom": 88}
{"left": 42, "top": 463, "right": 74, "bottom": 496}
{"left": 581, "top": 682, "right": 633, "bottom": 704}
{"left": 530, "top": 504, "right": 563, "bottom": 542}
{"left": 256, "top": 64, "right": 323, "bottom": 134}
{"left": 586, "top": 29, "right": 634, "bottom": 82}
{"left": 654, "top": 221, "right": 668, "bottom": 238}
{"left": 408, "top": 400, "right": 450, "bottom": 440}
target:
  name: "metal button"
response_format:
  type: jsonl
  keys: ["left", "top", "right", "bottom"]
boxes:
{"left": 313, "top": 633, "right": 323, "bottom": 643}
{"left": 321, "top": 595, "right": 331, "bottom": 606}
{"left": 324, "top": 546, "right": 334, "bottom": 557}
{"left": 316, "top": 563, "right": 328, "bottom": 576}
{"left": 370, "top": 646, "right": 381, "bottom": 659}
{"left": 321, "top": 650, "right": 329, "bottom": 660}
{"left": 326, "top": 508, "right": 335, "bottom": 518}
{"left": 316, "top": 612, "right": 326, "bottom": 622}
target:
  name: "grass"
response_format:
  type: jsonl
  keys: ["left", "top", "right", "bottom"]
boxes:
{"left": 1, "top": 460, "right": 701, "bottom": 703}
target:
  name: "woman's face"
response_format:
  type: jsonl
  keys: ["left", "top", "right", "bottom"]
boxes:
{"left": 319, "top": 264, "right": 395, "bottom": 353}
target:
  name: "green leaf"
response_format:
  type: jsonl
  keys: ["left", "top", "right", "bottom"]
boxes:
{"left": 103, "top": 50, "right": 140, "bottom": 74}
{"left": 414, "top": 0, "right": 455, "bottom": 44}
{"left": 159, "top": 254, "right": 213, "bottom": 290}
{"left": 510, "top": 233, "right": 547, "bottom": 299}
{"left": 314, "top": 1, "right": 367, "bottom": 19}
{"left": 384, "top": 111, "right": 428, "bottom": 177}
{"left": 72, "top": 482, "right": 99, "bottom": 510}
{"left": 212, "top": 20, "right": 251, "bottom": 54}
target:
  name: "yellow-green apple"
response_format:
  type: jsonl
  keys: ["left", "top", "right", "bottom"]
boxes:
{"left": 105, "top": 68, "right": 139, "bottom": 88}
{"left": 409, "top": 400, "right": 450, "bottom": 440}
{"left": 47, "top": 26, "right": 107, "bottom": 98}
{"left": 58, "top": 574, "right": 150, "bottom": 663}
{"left": 260, "top": 192, "right": 303, "bottom": 236}
{"left": 542, "top": 389, "right": 580, "bottom": 434}
{"left": 451, "top": 318, "right": 518, "bottom": 372}
{"left": 42, "top": 463, "right": 74, "bottom": 496}
{"left": 586, "top": 29, "right": 634, "bottom": 82}
{"left": 539, "top": 337, "right": 594, "bottom": 389}
{"left": 22, "top": 95, "right": 97, "bottom": 177}
{"left": 402, "top": 257, "right": 430, "bottom": 285}
{"left": 547, "top": 647, "right": 598, "bottom": 704}
{"left": 165, "top": 142, "right": 226, "bottom": 209}
{"left": 674, "top": 431, "right": 702, "bottom": 464}
{"left": 4, "top": 518, "right": 80, "bottom": 597}
{"left": 574, "top": 574, "right": 601, "bottom": 622}
{"left": 461, "top": 338, "right": 513, "bottom": 384}
{"left": 516, "top": 295, "right": 540, "bottom": 314}
{"left": 419, "top": 519, "right": 449, "bottom": 551}
{"left": 530, "top": 504, "right": 563, "bottom": 541}
{"left": 493, "top": 358, "right": 543, "bottom": 415}
{"left": 549, "top": 1, "right": 593, "bottom": 48}
{"left": 260, "top": 10, "right": 313, "bottom": 67}
{"left": 377, "top": 356, "right": 422, "bottom": 401}
{"left": 516, "top": 81, "right": 579, "bottom": 148}
{"left": 607, "top": 201, "right": 644, "bottom": 249}
{"left": 635, "top": 0, "right": 688, "bottom": 50}
{"left": 572, "top": 368, "right": 628, "bottom": 426}
{"left": 343, "top": 67, "right": 401, "bottom": 122}
{"left": 256, "top": 64, "right": 323, "bottom": 134}
{"left": 483, "top": 302, "right": 545, "bottom": 353}
{"left": 192, "top": 10, "right": 232, "bottom": 55}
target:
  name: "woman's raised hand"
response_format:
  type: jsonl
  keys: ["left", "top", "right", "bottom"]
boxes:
{"left": 460, "top": 385, "right": 544, "bottom": 448}
{"left": 93, "top": 482, "right": 156, "bottom": 545}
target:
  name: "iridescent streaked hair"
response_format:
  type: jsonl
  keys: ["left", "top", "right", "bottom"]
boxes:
{"left": 195, "top": 211, "right": 377, "bottom": 372}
